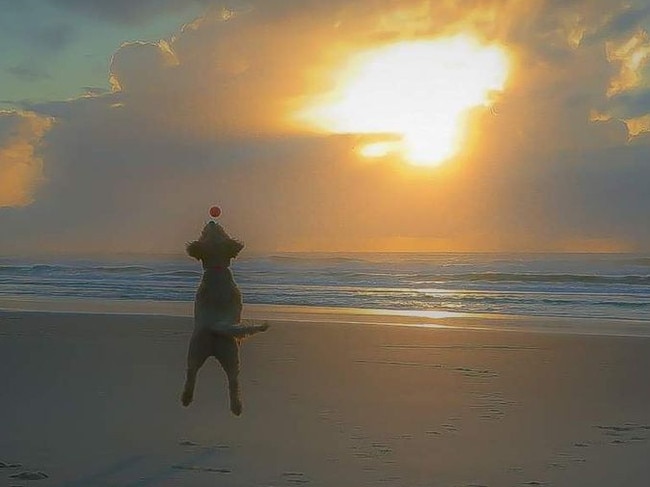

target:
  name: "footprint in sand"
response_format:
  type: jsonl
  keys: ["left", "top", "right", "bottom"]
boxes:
{"left": 545, "top": 445, "right": 589, "bottom": 470}
{"left": 177, "top": 440, "right": 230, "bottom": 450}
{"left": 471, "top": 391, "right": 516, "bottom": 421}
{"left": 594, "top": 424, "right": 650, "bottom": 445}
{"left": 282, "top": 471, "right": 311, "bottom": 484}
{"left": 171, "top": 465, "right": 231, "bottom": 473}
{"left": 454, "top": 367, "right": 498, "bottom": 379}
{"left": 425, "top": 417, "right": 461, "bottom": 437}
{"left": 9, "top": 471, "right": 49, "bottom": 480}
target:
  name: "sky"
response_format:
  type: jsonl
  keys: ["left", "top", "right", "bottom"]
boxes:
{"left": 1, "top": 0, "right": 650, "bottom": 254}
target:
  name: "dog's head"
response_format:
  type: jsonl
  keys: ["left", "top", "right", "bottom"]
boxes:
{"left": 186, "top": 221, "right": 244, "bottom": 263}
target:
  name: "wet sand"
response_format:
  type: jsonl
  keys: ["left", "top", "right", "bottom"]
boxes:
{"left": 2, "top": 308, "right": 650, "bottom": 486}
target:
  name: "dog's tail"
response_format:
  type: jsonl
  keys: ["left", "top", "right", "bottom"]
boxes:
{"left": 229, "top": 321, "right": 270, "bottom": 339}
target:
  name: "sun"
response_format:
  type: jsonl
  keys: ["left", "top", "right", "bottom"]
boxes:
{"left": 296, "top": 35, "right": 510, "bottom": 167}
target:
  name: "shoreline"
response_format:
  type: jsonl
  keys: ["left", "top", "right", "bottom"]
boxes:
{"left": 1, "top": 295, "right": 649, "bottom": 338}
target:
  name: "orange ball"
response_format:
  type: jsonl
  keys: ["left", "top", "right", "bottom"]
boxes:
{"left": 209, "top": 206, "right": 221, "bottom": 218}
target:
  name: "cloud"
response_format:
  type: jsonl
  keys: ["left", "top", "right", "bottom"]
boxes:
{"left": 572, "top": 2, "right": 650, "bottom": 138}
{"left": 605, "top": 30, "right": 650, "bottom": 97}
{"left": 2, "top": 0, "right": 650, "bottom": 253}
{"left": 598, "top": 3, "right": 650, "bottom": 39}
{"left": 80, "top": 86, "right": 111, "bottom": 97}
{"left": 0, "top": 111, "right": 53, "bottom": 208}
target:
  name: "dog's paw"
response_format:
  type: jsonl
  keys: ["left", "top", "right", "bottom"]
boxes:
{"left": 230, "top": 398, "right": 243, "bottom": 416}
{"left": 181, "top": 390, "right": 193, "bottom": 407}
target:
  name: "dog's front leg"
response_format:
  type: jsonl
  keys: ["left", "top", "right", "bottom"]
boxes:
{"left": 181, "top": 330, "right": 211, "bottom": 407}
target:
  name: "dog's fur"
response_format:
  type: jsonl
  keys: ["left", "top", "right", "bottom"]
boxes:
{"left": 181, "top": 221, "right": 265, "bottom": 416}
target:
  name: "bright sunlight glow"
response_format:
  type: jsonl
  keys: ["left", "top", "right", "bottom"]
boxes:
{"left": 297, "top": 35, "right": 510, "bottom": 167}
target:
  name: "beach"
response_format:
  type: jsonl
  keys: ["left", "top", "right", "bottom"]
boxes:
{"left": 2, "top": 305, "right": 650, "bottom": 486}
{"left": 3, "top": 0, "right": 650, "bottom": 484}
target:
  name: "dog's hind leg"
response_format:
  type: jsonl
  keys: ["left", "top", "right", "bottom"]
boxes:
{"left": 213, "top": 336, "right": 242, "bottom": 416}
{"left": 181, "top": 330, "right": 212, "bottom": 407}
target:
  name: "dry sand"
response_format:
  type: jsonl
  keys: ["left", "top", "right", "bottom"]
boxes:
{"left": 2, "top": 307, "right": 650, "bottom": 486}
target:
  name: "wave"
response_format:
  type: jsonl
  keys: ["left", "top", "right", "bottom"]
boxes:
{"left": 2, "top": 265, "right": 648, "bottom": 286}
{"left": 265, "top": 255, "right": 370, "bottom": 264}
{"left": 155, "top": 270, "right": 201, "bottom": 277}
{"left": 0, "top": 265, "right": 34, "bottom": 274}
{"left": 0, "top": 264, "right": 158, "bottom": 277}
{"left": 94, "top": 265, "right": 153, "bottom": 273}
{"left": 0, "top": 264, "right": 64, "bottom": 274}
{"left": 421, "top": 272, "right": 650, "bottom": 285}
{"left": 2, "top": 255, "right": 650, "bottom": 322}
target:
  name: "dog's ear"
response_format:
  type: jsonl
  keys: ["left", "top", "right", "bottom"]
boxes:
{"left": 227, "top": 239, "right": 244, "bottom": 258}
{"left": 186, "top": 240, "right": 203, "bottom": 260}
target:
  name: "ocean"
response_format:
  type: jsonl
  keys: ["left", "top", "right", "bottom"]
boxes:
{"left": 0, "top": 253, "right": 648, "bottom": 322}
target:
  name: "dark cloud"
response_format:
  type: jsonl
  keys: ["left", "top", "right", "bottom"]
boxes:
{"left": 600, "top": 4, "right": 650, "bottom": 39}
{"left": 0, "top": 97, "right": 370, "bottom": 253}
{"left": 609, "top": 89, "right": 650, "bottom": 119}
{"left": 5, "top": 91, "right": 649, "bottom": 253}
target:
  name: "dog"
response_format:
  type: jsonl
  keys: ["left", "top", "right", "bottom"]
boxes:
{"left": 181, "top": 221, "right": 268, "bottom": 415}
